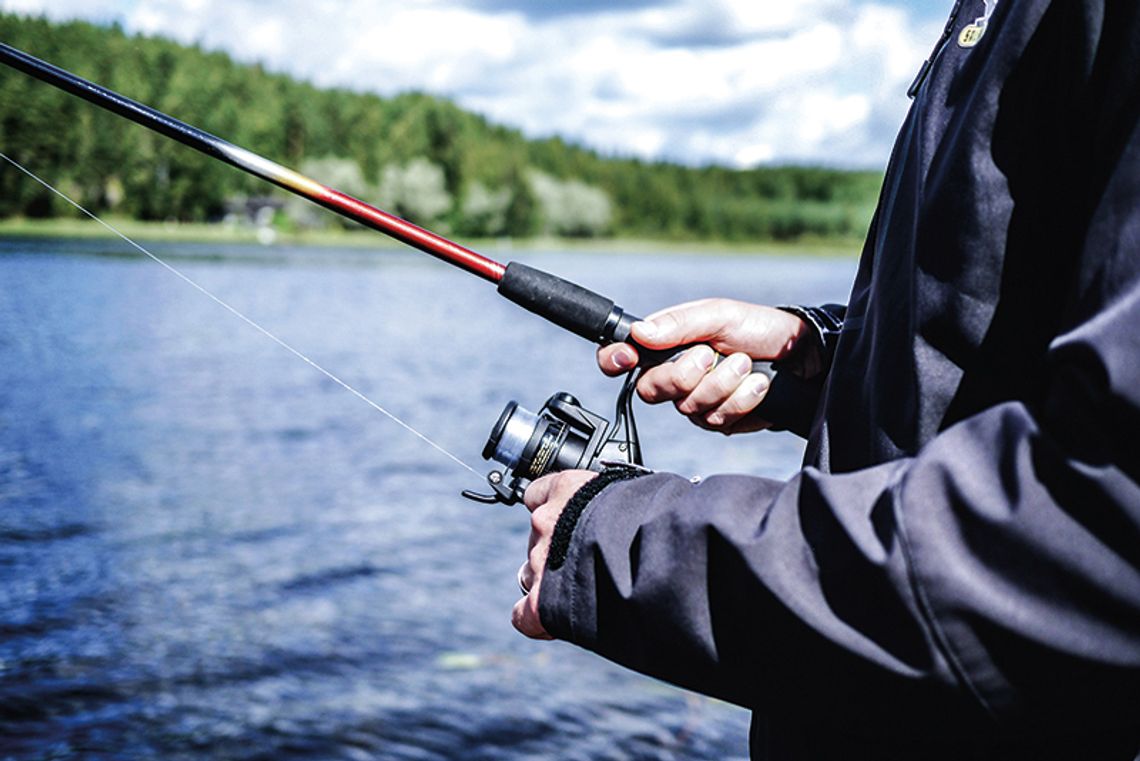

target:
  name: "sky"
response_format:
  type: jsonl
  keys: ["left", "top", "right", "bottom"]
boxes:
{"left": 0, "top": 0, "right": 955, "bottom": 169}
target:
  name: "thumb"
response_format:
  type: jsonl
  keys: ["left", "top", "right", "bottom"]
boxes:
{"left": 630, "top": 299, "right": 803, "bottom": 358}
{"left": 629, "top": 299, "right": 734, "bottom": 350}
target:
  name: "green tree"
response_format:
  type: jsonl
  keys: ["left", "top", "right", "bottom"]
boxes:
{"left": 0, "top": 11, "right": 882, "bottom": 242}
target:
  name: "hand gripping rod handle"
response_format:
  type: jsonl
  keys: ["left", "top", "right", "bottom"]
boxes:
{"left": 498, "top": 261, "right": 772, "bottom": 372}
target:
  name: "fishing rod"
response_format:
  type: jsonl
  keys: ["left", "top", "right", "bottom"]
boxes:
{"left": 0, "top": 41, "right": 640, "bottom": 347}
{"left": 0, "top": 41, "right": 806, "bottom": 504}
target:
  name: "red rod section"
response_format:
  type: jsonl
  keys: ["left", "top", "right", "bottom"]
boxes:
{"left": 318, "top": 188, "right": 505, "bottom": 282}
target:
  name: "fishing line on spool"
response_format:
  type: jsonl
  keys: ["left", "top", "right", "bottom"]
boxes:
{"left": 0, "top": 150, "right": 481, "bottom": 478}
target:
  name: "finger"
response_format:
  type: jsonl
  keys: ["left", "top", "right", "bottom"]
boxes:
{"left": 701, "top": 371, "right": 771, "bottom": 428}
{"left": 675, "top": 351, "right": 753, "bottom": 415}
{"left": 517, "top": 561, "right": 533, "bottom": 594}
{"left": 531, "top": 501, "right": 561, "bottom": 539}
{"left": 634, "top": 300, "right": 807, "bottom": 359}
{"left": 596, "top": 342, "right": 640, "bottom": 376}
{"left": 641, "top": 298, "right": 718, "bottom": 323}
{"left": 636, "top": 344, "right": 717, "bottom": 404}
{"left": 527, "top": 517, "right": 541, "bottom": 553}
{"left": 525, "top": 508, "right": 550, "bottom": 570}
{"left": 518, "top": 559, "right": 536, "bottom": 594}
{"left": 523, "top": 473, "right": 558, "bottom": 512}
{"left": 687, "top": 408, "right": 772, "bottom": 435}
{"left": 526, "top": 520, "right": 552, "bottom": 565}
{"left": 512, "top": 587, "right": 553, "bottom": 640}
{"left": 630, "top": 299, "right": 738, "bottom": 350}
{"left": 528, "top": 541, "right": 550, "bottom": 578}
{"left": 525, "top": 470, "right": 597, "bottom": 511}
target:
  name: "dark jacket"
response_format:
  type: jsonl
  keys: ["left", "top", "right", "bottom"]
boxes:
{"left": 538, "top": 1, "right": 1140, "bottom": 758}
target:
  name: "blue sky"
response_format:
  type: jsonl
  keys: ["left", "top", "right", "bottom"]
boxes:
{"left": 1, "top": 0, "right": 957, "bottom": 168}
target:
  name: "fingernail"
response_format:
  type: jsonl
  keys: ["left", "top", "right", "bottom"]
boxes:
{"left": 745, "top": 373, "right": 770, "bottom": 396}
{"left": 612, "top": 348, "right": 636, "bottom": 370}
{"left": 729, "top": 353, "right": 752, "bottom": 376}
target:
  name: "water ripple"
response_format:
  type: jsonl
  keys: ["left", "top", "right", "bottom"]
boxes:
{"left": 0, "top": 242, "right": 850, "bottom": 759}
{"left": 279, "top": 563, "right": 392, "bottom": 593}
{"left": 0, "top": 522, "right": 97, "bottom": 543}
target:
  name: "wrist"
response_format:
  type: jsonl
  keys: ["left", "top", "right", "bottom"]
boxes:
{"left": 775, "top": 304, "right": 844, "bottom": 378}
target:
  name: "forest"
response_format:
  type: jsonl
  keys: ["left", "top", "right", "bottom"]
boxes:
{"left": 0, "top": 13, "right": 884, "bottom": 242}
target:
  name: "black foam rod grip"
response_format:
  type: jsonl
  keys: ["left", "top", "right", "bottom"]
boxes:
{"left": 497, "top": 262, "right": 621, "bottom": 343}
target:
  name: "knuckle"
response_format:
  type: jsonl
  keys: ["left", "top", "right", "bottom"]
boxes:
{"left": 675, "top": 370, "right": 699, "bottom": 393}
{"left": 529, "top": 510, "right": 545, "bottom": 534}
{"left": 675, "top": 397, "right": 696, "bottom": 415}
{"left": 720, "top": 393, "right": 753, "bottom": 416}
{"left": 658, "top": 311, "right": 683, "bottom": 332}
{"left": 687, "top": 412, "right": 714, "bottom": 431}
{"left": 638, "top": 386, "right": 663, "bottom": 404}
{"left": 551, "top": 470, "right": 576, "bottom": 493}
{"left": 534, "top": 503, "right": 559, "bottom": 533}
{"left": 694, "top": 372, "right": 738, "bottom": 408}
{"left": 637, "top": 373, "right": 678, "bottom": 403}
{"left": 710, "top": 299, "right": 737, "bottom": 336}
{"left": 709, "top": 371, "right": 739, "bottom": 398}
{"left": 522, "top": 482, "right": 545, "bottom": 510}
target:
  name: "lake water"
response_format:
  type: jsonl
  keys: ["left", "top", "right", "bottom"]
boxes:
{"left": 0, "top": 237, "right": 855, "bottom": 760}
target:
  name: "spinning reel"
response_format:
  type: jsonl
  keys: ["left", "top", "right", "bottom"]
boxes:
{"left": 462, "top": 373, "right": 643, "bottom": 506}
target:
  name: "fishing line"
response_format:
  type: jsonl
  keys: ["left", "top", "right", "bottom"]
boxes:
{"left": 0, "top": 151, "right": 481, "bottom": 478}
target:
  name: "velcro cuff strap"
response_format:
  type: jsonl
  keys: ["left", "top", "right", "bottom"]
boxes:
{"left": 547, "top": 465, "right": 647, "bottom": 570}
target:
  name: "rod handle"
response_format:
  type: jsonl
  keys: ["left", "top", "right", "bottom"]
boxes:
{"left": 496, "top": 261, "right": 819, "bottom": 433}
{"left": 496, "top": 262, "right": 619, "bottom": 342}
{"left": 498, "top": 261, "right": 771, "bottom": 373}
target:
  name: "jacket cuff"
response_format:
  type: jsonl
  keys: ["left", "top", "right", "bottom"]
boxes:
{"left": 776, "top": 303, "right": 846, "bottom": 377}
{"left": 547, "top": 465, "right": 647, "bottom": 570}
{"left": 538, "top": 466, "right": 649, "bottom": 640}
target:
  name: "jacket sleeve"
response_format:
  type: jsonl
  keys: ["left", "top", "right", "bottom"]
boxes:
{"left": 538, "top": 152, "right": 1140, "bottom": 748}
{"left": 539, "top": 364, "right": 1140, "bottom": 742}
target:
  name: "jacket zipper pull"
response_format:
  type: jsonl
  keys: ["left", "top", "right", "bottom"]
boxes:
{"left": 907, "top": 58, "right": 933, "bottom": 99}
{"left": 906, "top": 0, "right": 967, "bottom": 99}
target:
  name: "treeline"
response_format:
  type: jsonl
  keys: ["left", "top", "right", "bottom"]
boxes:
{"left": 0, "top": 13, "right": 882, "bottom": 242}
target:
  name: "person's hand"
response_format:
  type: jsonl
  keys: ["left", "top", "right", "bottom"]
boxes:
{"left": 596, "top": 299, "right": 811, "bottom": 434}
{"left": 512, "top": 469, "right": 598, "bottom": 640}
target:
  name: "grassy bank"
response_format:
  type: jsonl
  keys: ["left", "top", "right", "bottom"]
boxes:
{"left": 0, "top": 216, "right": 863, "bottom": 258}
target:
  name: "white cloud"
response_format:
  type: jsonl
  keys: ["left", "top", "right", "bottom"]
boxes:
{"left": 0, "top": 0, "right": 947, "bottom": 168}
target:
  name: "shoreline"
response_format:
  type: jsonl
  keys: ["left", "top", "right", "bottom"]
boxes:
{"left": 0, "top": 217, "right": 862, "bottom": 258}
